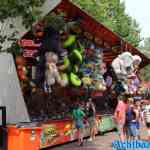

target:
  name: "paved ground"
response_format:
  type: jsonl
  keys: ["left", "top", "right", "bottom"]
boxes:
{"left": 50, "top": 125, "right": 148, "bottom": 150}
{"left": 51, "top": 132, "right": 116, "bottom": 150}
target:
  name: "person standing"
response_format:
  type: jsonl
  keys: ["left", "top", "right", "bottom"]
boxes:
{"left": 143, "top": 100, "right": 150, "bottom": 140}
{"left": 86, "top": 98, "right": 97, "bottom": 141}
{"left": 72, "top": 102, "right": 85, "bottom": 146}
{"left": 125, "top": 98, "right": 138, "bottom": 140}
{"left": 114, "top": 95, "right": 127, "bottom": 141}
{"left": 134, "top": 99, "right": 141, "bottom": 139}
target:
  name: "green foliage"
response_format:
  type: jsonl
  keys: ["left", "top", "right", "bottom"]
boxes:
{"left": 143, "top": 37, "right": 150, "bottom": 51}
{"left": 0, "top": 0, "right": 45, "bottom": 27}
{"left": 139, "top": 37, "right": 150, "bottom": 81}
{"left": 44, "top": 12, "right": 66, "bottom": 31}
{"left": 140, "top": 65, "right": 150, "bottom": 81}
{"left": 0, "top": 0, "right": 45, "bottom": 53}
{"left": 71, "top": 0, "right": 141, "bottom": 47}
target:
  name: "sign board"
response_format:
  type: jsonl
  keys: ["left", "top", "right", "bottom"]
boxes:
{"left": 0, "top": 53, "right": 30, "bottom": 124}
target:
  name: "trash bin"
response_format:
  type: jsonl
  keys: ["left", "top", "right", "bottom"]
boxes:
{"left": 7, "top": 125, "right": 42, "bottom": 150}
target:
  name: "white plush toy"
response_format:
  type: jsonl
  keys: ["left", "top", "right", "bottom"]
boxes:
{"left": 112, "top": 52, "right": 141, "bottom": 80}
{"left": 45, "top": 52, "right": 61, "bottom": 93}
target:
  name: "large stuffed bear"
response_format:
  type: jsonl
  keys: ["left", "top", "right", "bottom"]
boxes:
{"left": 112, "top": 52, "right": 141, "bottom": 80}
{"left": 111, "top": 52, "right": 141, "bottom": 95}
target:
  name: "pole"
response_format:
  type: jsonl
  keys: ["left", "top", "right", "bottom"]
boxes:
{"left": 0, "top": 106, "right": 7, "bottom": 150}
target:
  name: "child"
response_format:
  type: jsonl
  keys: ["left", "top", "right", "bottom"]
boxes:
{"left": 72, "top": 102, "right": 85, "bottom": 146}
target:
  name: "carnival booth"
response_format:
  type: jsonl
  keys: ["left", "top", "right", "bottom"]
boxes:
{"left": 1, "top": 0, "right": 150, "bottom": 150}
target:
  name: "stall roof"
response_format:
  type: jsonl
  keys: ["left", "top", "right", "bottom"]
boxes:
{"left": 22, "top": 0, "right": 150, "bottom": 68}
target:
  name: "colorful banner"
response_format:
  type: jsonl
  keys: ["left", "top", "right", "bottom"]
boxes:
{"left": 40, "top": 115, "right": 115, "bottom": 149}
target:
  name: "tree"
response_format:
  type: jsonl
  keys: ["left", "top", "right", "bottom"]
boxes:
{"left": 143, "top": 37, "right": 150, "bottom": 51}
{"left": 0, "top": 0, "right": 45, "bottom": 53}
{"left": 139, "top": 37, "right": 150, "bottom": 81}
{"left": 71, "top": 0, "right": 141, "bottom": 47}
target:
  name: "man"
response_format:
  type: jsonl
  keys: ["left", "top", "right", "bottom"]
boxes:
{"left": 86, "top": 98, "right": 97, "bottom": 141}
{"left": 133, "top": 99, "right": 141, "bottom": 139}
{"left": 125, "top": 98, "right": 139, "bottom": 140}
{"left": 143, "top": 100, "right": 150, "bottom": 140}
{"left": 114, "top": 95, "right": 127, "bottom": 141}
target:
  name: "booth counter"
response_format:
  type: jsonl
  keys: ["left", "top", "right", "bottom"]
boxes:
{"left": 6, "top": 114, "right": 115, "bottom": 150}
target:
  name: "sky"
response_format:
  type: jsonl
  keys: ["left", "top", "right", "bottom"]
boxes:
{"left": 121, "top": 0, "right": 150, "bottom": 38}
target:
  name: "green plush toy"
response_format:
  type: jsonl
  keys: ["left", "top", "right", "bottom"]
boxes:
{"left": 60, "top": 34, "right": 83, "bottom": 87}
{"left": 71, "top": 49, "right": 83, "bottom": 64}
{"left": 70, "top": 72, "right": 81, "bottom": 86}
{"left": 63, "top": 35, "right": 76, "bottom": 48}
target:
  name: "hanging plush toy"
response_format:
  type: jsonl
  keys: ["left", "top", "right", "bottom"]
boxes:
{"left": 45, "top": 52, "right": 61, "bottom": 93}
{"left": 112, "top": 52, "right": 142, "bottom": 80}
{"left": 112, "top": 52, "right": 133, "bottom": 80}
{"left": 15, "top": 56, "right": 28, "bottom": 81}
{"left": 58, "top": 34, "right": 83, "bottom": 87}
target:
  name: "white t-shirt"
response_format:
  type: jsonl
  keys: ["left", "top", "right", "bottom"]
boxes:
{"left": 144, "top": 105, "right": 150, "bottom": 123}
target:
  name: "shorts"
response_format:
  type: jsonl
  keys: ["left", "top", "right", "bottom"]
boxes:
{"left": 88, "top": 117, "right": 96, "bottom": 128}
{"left": 127, "top": 124, "right": 139, "bottom": 137}
{"left": 116, "top": 124, "right": 124, "bottom": 135}
{"left": 75, "top": 119, "right": 84, "bottom": 129}
{"left": 146, "top": 122, "right": 150, "bottom": 128}
{"left": 136, "top": 121, "right": 140, "bottom": 129}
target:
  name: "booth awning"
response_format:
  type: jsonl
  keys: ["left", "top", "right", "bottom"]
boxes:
{"left": 22, "top": 0, "right": 150, "bottom": 68}
{"left": 53, "top": 0, "right": 150, "bottom": 67}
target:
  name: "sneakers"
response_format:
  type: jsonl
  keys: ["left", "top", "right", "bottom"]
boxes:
{"left": 88, "top": 137, "right": 93, "bottom": 142}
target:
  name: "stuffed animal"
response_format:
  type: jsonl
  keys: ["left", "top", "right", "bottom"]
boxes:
{"left": 45, "top": 52, "right": 61, "bottom": 93}
{"left": 112, "top": 52, "right": 141, "bottom": 80}
{"left": 58, "top": 34, "right": 83, "bottom": 87}
{"left": 15, "top": 56, "right": 28, "bottom": 81}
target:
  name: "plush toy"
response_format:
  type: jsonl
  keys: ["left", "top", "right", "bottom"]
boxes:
{"left": 127, "top": 73, "right": 141, "bottom": 94}
{"left": 15, "top": 56, "right": 28, "bottom": 81}
{"left": 112, "top": 52, "right": 133, "bottom": 79}
{"left": 58, "top": 34, "right": 83, "bottom": 87}
{"left": 45, "top": 52, "right": 61, "bottom": 93}
{"left": 112, "top": 52, "right": 142, "bottom": 80}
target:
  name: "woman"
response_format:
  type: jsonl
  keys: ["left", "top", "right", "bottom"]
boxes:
{"left": 114, "top": 95, "right": 127, "bottom": 141}
{"left": 86, "top": 98, "right": 97, "bottom": 141}
{"left": 72, "top": 102, "right": 85, "bottom": 146}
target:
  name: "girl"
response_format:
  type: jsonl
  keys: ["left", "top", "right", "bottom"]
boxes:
{"left": 72, "top": 102, "right": 85, "bottom": 146}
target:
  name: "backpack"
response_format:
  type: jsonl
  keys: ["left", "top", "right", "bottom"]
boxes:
{"left": 87, "top": 104, "right": 95, "bottom": 117}
{"left": 126, "top": 106, "right": 136, "bottom": 124}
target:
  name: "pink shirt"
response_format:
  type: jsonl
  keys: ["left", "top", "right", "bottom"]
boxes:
{"left": 114, "top": 100, "right": 127, "bottom": 124}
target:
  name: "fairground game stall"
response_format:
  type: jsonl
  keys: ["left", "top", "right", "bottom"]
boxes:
{"left": 0, "top": 0, "right": 150, "bottom": 150}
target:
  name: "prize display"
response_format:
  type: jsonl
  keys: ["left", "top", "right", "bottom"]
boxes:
{"left": 16, "top": 12, "right": 142, "bottom": 121}
{"left": 16, "top": 12, "right": 108, "bottom": 121}
{"left": 111, "top": 52, "right": 141, "bottom": 95}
